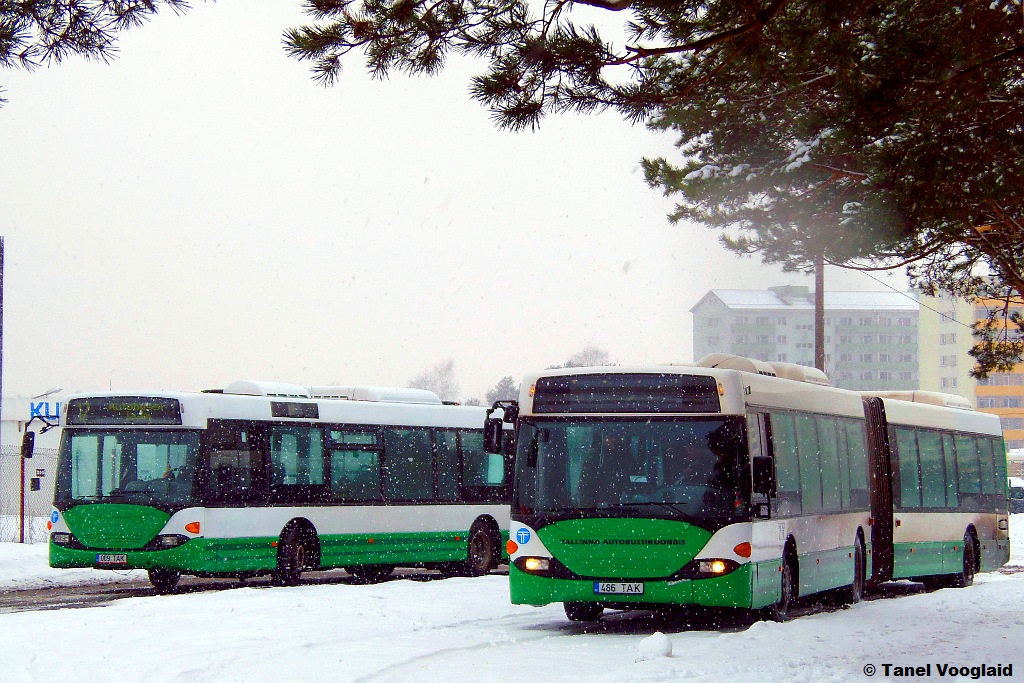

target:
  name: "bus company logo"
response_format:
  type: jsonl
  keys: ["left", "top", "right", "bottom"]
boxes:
{"left": 515, "top": 528, "right": 531, "bottom": 545}
{"left": 562, "top": 539, "right": 685, "bottom": 546}
{"left": 50, "top": 510, "right": 59, "bottom": 524}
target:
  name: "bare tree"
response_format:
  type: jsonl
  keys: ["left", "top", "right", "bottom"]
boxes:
{"left": 408, "top": 359, "right": 459, "bottom": 402}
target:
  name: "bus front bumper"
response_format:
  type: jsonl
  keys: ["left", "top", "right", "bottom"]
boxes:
{"left": 509, "top": 563, "right": 758, "bottom": 609}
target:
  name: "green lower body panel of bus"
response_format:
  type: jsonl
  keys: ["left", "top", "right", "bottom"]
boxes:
{"left": 51, "top": 528, "right": 510, "bottom": 575}
{"left": 892, "top": 538, "right": 1011, "bottom": 580}
{"left": 510, "top": 563, "right": 767, "bottom": 609}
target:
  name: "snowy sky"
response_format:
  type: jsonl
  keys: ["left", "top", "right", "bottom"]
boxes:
{"left": 0, "top": 1, "right": 906, "bottom": 402}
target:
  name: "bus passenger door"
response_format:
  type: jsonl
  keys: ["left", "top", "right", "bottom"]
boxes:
{"left": 200, "top": 421, "right": 272, "bottom": 570}
{"left": 863, "top": 398, "right": 893, "bottom": 584}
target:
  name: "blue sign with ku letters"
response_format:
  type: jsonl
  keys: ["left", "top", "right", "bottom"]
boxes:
{"left": 30, "top": 401, "right": 61, "bottom": 419}
{"left": 515, "top": 528, "right": 531, "bottom": 545}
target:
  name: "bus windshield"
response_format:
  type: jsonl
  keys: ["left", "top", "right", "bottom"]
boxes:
{"left": 515, "top": 417, "right": 747, "bottom": 519}
{"left": 55, "top": 429, "right": 201, "bottom": 507}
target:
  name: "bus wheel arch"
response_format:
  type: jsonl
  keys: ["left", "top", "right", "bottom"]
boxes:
{"left": 465, "top": 516, "right": 501, "bottom": 576}
{"left": 273, "top": 519, "right": 320, "bottom": 586}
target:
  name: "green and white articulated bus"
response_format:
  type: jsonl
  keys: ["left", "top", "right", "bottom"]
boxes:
{"left": 43, "top": 381, "right": 513, "bottom": 592}
{"left": 484, "top": 355, "right": 1009, "bottom": 621}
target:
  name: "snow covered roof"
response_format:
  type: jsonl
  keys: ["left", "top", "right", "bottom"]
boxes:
{"left": 691, "top": 288, "right": 919, "bottom": 313}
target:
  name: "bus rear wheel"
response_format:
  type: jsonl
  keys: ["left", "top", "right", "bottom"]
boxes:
{"left": 148, "top": 568, "right": 180, "bottom": 594}
{"left": 464, "top": 523, "right": 499, "bottom": 576}
{"left": 346, "top": 565, "right": 395, "bottom": 583}
{"left": 564, "top": 602, "right": 603, "bottom": 622}
{"left": 273, "top": 527, "right": 307, "bottom": 587}
{"left": 950, "top": 535, "right": 976, "bottom": 588}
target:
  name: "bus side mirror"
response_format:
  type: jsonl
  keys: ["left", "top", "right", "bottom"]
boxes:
{"left": 752, "top": 455, "right": 775, "bottom": 496}
{"left": 21, "top": 431, "right": 35, "bottom": 459}
{"left": 483, "top": 418, "right": 504, "bottom": 454}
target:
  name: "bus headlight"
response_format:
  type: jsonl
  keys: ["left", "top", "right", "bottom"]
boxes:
{"left": 673, "top": 558, "right": 741, "bottom": 580}
{"left": 698, "top": 560, "right": 728, "bottom": 575}
{"left": 51, "top": 532, "right": 74, "bottom": 546}
{"left": 149, "top": 534, "right": 190, "bottom": 549}
{"left": 514, "top": 556, "right": 551, "bottom": 575}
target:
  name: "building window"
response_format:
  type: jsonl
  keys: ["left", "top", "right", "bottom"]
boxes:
{"left": 860, "top": 353, "right": 874, "bottom": 362}
{"left": 756, "top": 316, "right": 770, "bottom": 325}
{"left": 776, "top": 335, "right": 787, "bottom": 343}
{"left": 860, "top": 317, "right": 873, "bottom": 326}
{"left": 880, "top": 317, "right": 892, "bottom": 326}
{"left": 840, "top": 353, "right": 853, "bottom": 362}
{"left": 860, "top": 371, "right": 874, "bottom": 380}
{"left": 756, "top": 335, "right": 770, "bottom": 344}
{"left": 900, "top": 353, "right": 914, "bottom": 362}
{"left": 879, "top": 371, "right": 892, "bottom": 381}
{"left": 897, "top": 317, "right": 913, "bottom": 326}
{"left": 777, "top": 353, "right": 787, "bottom": 361}
{"left": 899, "top": 371, "right": 915, "bottom": 380}
{"left": 840, "top": 335, "right": 853, "bottom": 344}
{"left": 777, "top": 317, "right": 787, "bottom": 325}
{"left": 839, "top": 317, "right": 853, "bottom": 326}
{"left": 862, "top": 335, "right": 873, "bottom": 344}
{"left": 879, "top": 353, "right": 892, "bottom": 362}
{"left": 878, "top": 335, "right": 892, "bottom": 344}
{"left": 899, "top": 335, "right": 913, "bottom": 344}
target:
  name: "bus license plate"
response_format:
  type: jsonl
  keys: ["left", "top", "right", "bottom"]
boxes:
{"left": 96, "top": 554, "right": 127, "bottom": 565}
{"left": 594, "top": 582, "right": 643, "bottom": 595}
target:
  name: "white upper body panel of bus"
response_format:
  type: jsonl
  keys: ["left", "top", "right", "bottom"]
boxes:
{"left": 516, "top": 362, "right": 865, "bottom": 419}
{"left": 861, "top": 391, "right": 1002, "bottom": 436}
{"left": 58, "top": 389, "right": 487, "bottom": 430}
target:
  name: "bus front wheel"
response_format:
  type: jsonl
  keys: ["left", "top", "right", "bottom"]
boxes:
{"left": 148, "top": 568, "right": 180, "bottom": 594}
{"left": 842, "top": 539, "right": 865, "bottom": 604}
{"left": 346, "top": 565, "right": 395, "bottom": 582}
{"left": 564, "top": 602, "right": 603, "bottom": 622}
{"left": 768, "top": 558, "right": 795, "bottom": 622}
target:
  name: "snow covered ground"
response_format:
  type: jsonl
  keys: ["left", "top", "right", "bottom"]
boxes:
{"left": 0, "top": 517, "right": 1022, "bottom": 682}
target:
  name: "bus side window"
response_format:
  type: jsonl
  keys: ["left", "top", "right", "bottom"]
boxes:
{"left": 895, "top": 427, "right": 922, "bottom": 509}
{"left": 768, "top": 412, "right": 801, "bottom": 517}
{"left": 844, "top": 420, "right": 869, "bottom": 509}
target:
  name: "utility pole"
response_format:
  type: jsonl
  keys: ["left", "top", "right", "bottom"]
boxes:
{"left": 814, "top": 253, "right": 825, "bottom": 372}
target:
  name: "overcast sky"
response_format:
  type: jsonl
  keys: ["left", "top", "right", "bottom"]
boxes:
{"left": 0, "top": 1, "right": 906, "bottom": 402}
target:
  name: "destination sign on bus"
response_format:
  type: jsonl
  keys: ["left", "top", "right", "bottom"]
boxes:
{"left": 65, "top": 397, "right": 182, "bottom": 425}
{"left": 533, "top": 373, "right": 721, "bottom": 414}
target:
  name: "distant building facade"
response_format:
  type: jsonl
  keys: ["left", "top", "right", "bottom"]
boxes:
{"left": 918, "top": 290, "right": 1024, "bottom": 450}
{"left": 691, "top": 285, "right": 919, "bottom": 391}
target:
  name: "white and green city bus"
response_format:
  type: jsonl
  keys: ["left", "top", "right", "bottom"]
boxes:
{"left": 42, "top": 381, "right": 512, "bottom": 592}
{"left": 485, "top": 355, "right": 1010, "bottom": 621}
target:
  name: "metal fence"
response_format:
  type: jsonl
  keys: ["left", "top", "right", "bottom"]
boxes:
{"left": 0, "top": 445, "right": 58, "bottom": 543}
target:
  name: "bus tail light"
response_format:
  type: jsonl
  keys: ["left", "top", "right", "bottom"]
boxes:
{"left": 184, "top": 522, "right": 201, "bottom": 534}
{"left": 733, "top": 542, "right": 752, "bottom": 558}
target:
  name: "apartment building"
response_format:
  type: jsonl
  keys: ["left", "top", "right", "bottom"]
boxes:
{"left": 691, "top": 285, "right": 919, "bottom": 391}
{"left": 918, "top": 290, "right": 1024, "bottom": 450}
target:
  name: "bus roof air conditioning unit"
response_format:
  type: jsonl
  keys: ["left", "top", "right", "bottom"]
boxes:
{"left": 307, "top": 386, "right": 443, "bottom": 404}
{"left": 223, "top": 380, "right": 312, "bottom": 399}
{"left": 861, "top": 390, "right": 974, "bottom": 410}
{"left": 768, "top": 362, "right": 831, "bottom": 386}
{"left": 696, "top": 354, "right": 778, "bottom": 377}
